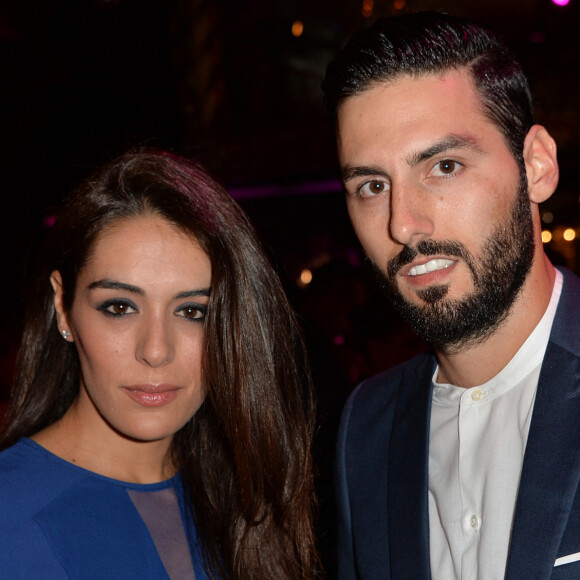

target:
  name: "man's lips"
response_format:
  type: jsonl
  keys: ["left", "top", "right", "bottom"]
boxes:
{"left": 406, "top": 258, "right": 455, "bottom": 277}
{"left": 123, "top": 384, "right": 181, "bottom": 407}
{"left": 395, "top": 257, "right": 458, "bottom": 290}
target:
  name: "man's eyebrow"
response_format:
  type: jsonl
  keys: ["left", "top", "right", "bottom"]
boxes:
{"left": 342, "top": 165, "right": 388, "bottom": 183}
{"left": 341, "top": 135, "right": 486, "bottom": 183}
{"left": 407, "top": 135, "right": 487, "bottom": 166}
{"left": 88, "top": 279, "right": 211, "bottom": 300}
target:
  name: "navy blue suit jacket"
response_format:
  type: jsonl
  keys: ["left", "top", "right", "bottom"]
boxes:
{"left": 336, "top": 268, "right": 580, "bottom": 579}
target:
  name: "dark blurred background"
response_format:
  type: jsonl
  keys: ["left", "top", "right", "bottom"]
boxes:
{"left": 1, "top": 0, "right": 579, "bottom": 574}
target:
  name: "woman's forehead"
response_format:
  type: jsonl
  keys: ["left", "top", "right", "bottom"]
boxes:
{"left": 79, "top": 214, "right": 210, "bottom": 287}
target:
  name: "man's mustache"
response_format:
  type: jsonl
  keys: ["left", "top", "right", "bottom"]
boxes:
{"left": 387, "top": 240, "right": 473, "bottom": 278}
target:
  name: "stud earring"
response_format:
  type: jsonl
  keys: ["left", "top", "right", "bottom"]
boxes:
{"left": 61, "top": 329, "right": 72, "bottom": 340}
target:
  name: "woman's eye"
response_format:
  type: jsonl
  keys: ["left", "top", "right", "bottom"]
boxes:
{"left": 98, "top": 301, "right": 137, "bottom": 317}
{"left": 432, "top": 159, "right": 461, "bottom": 176}
{"left": 359, "top": 180, "right": 389, "bottom": 197}
{"left": 177, "top": 304, "right": 206, "bottom": 322}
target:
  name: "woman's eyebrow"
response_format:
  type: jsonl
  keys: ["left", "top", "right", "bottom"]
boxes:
{"left": 88, "top": 280, "right": 211, "bottom": 300}
{"left": 88, "top": 279, "right": 144, "bottom": 295}
{"left": 175, "top": 289, "right": 211, "bottom": 299}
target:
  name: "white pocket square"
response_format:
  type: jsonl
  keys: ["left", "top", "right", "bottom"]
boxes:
{"left": 555, "top": 552, "right": 580, "bottom": 567}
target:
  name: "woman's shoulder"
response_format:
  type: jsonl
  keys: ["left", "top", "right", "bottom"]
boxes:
{"left": 0, "top": 437, "right": 54, "bottom": 485}
{"left": 0, "top": 437, "right": 78, "bottom": 482}
{"left": 0, "top": 438, "right": 183, "bottom": 519}
{"left": 0, "top": 438, "right": 92, "bottom": 526}
{"left": 0, "top": 439, "right": 187, "bottom": 578}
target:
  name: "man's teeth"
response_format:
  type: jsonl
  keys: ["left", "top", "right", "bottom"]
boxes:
{"left": 408, "top": 258, "right": 454, "bottom": 276}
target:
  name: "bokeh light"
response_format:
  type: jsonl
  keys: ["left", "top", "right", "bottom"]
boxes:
{"left": 541, "top": 230, "right": 553, "bottom": 243}
{"left": 362, "top": 0, "right": 374, "bottom": 18}
{"left": 563, "top": 228, "right": 576, "bottom": 241}
{"left": 299, "top": 268, "right": 313, "bottom": 286}
{"left": 291, "top": 20, "right": 304, "bottom": 37}
{"left": 542, "top": 211, "right": 554, "bottom": 224}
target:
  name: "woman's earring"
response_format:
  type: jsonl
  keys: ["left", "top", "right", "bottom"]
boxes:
{"left": 61, "top": 329, "right": 72, "bottom": 341}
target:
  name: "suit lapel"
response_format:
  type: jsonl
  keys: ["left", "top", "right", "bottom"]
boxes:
{"left": 506, "top": 269, "right": 580, "bottom": 579}
{"left": 388, "top": 354, "right": 435, "bottom": 580}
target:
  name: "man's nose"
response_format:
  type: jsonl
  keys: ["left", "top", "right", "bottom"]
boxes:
{"left": 388, "top": 184, "right": 435, "bottom": 246}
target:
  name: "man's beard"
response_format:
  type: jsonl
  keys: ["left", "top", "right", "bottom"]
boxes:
{"left": 375, "top": 171, "right": 535, "bottom": 354}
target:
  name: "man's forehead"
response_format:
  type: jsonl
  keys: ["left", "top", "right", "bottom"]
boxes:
{"left": 336, "top": 69, "right": 493, "bottom": 151}
{"left": 338, "top": 68, "right": 480, "bottom": 115}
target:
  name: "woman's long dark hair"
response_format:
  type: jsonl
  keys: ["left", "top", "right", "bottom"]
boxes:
{"left": 1, "top": 150, "right": 319, "bottom": 579}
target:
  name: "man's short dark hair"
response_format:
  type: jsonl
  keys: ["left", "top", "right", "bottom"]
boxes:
{"left": 322, "top": 11, "right": 535, "bottom": 163}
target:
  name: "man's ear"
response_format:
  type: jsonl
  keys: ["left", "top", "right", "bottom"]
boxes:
{"left": 50, "top": 270, "right": 73, "bottom": 342}
{"left": 523, "top": 124, "right": 559, "bottom": 204}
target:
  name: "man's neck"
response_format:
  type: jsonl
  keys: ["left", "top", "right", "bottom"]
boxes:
{"left": 435, "top": 256, "right": 557, "bottom": 388}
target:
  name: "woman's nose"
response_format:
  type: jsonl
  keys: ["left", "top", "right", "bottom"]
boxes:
{"left": 135, "top": 315, "right": 174, "bottom": 367}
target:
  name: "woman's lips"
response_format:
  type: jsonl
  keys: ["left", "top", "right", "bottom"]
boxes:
{"left": 123, "top": 385, "right": 180, "bottom": 407}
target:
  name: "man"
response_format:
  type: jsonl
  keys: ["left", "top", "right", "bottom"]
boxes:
{"left": 322, "top": 11, "right": 579, "bottom": 579}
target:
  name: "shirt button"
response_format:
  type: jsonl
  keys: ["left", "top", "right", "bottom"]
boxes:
{"left": 470, "top": 514, "right": 480, "bottom": 530}
{"left": 471, "top": 389, "right": 483, "bottom": 401}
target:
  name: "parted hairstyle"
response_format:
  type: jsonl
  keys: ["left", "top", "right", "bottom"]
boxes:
{"left": 322, "top": 11, "right": 535, "bottom": 164}
{"left": 1, "top": 150, "right": 319, "bottom": 579}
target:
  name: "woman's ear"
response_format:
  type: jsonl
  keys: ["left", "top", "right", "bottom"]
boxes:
{"left": 50, "top": 270, "right": 74, "bottom": 342}
{"left": 523, "top": 124, "right": 559, "bottom": 204}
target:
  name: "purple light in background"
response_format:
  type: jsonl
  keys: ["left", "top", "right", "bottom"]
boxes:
{"left": 43, "top": 215, "right": 57, "bottom": 227}
{"left": 228, "top": 179, "right": 342, "bottom": 200}
{"left": 530, "top": 30, "right": 547, "bottom": 43}
{"left": 552, "top": 0, "right": 570, "bottom": 6}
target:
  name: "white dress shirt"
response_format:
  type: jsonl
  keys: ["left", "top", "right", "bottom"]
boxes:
{"left": 428, "top": 269, "right": 563, "bottom": 580}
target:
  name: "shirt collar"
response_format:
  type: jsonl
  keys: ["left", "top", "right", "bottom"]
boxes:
{"left": 433, "top": 268, "right": 563, "bottom": 405}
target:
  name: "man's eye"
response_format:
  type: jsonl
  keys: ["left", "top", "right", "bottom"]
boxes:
{"left": 176, "top": 304, "right": 207, "bottom": 322}
{"left": 359, "top": 180, "right": 388, "bottom": 197}
{"left": 432, "top": 159, "right": 461, "bottom": 176}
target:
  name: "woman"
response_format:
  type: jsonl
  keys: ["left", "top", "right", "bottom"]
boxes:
{"left": 0, "top": 150, "right": 318, "bottom": 579}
